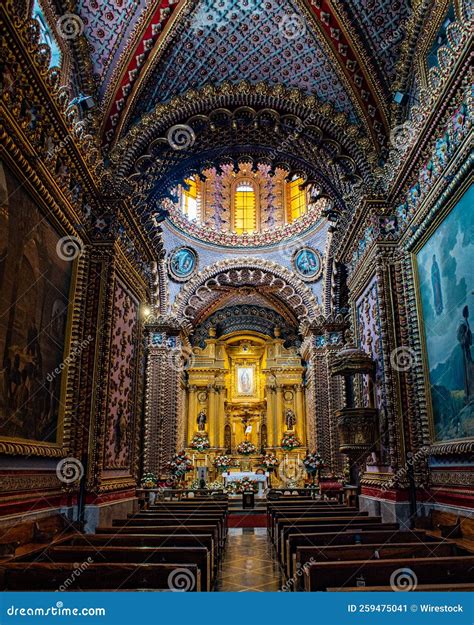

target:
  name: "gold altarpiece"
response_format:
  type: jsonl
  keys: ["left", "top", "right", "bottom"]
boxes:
{"left": 185, "top": 328, "right": 306, "bottom": 481}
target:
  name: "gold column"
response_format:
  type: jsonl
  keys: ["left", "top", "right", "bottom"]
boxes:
{"left": 187, "top": 385, "right": 197, "bottom": 444}
{"left": 295, "top": 383, "right": 305, "bottom": 446}
{"left": 208, "top": 384, "right": 217, "bottom": 447}
{"left": 275, "top": 384, "right": 284, "bottom": 447}
{"left": 217, "top": 385, "right": 226, "bottom": 448}
{"left": 266, "top": 385, "right": 275, "bottom": 447}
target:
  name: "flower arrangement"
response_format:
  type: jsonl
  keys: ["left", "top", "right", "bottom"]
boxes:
{"left": 190, "top": 433, "right": 210, "bottom": 453}
{"left": 303, "top": 451, "right": 324, "bottom": 475}
{"left": 208, "top": 480, "right": 224, "bottom": 491}
{"left": 191, "top": 479, "right": 225, "bottom": 491}
{"left": 225, "top": 477, "right": 258, "bottom": 494}
{"left": 281, "top": 433, "right": 302, "bottom": 450}
{"left": 236, "top": 441, "right": 257, "bottom": 455}
{"left": 213, "top": 454, "right": 233, "bottom": 472}
{"left": 165, "top": 450, "right": 194, "bottom": 478}
{"left": 259, "top": 453, "right": 279, "bottom": 471}
{"left": 141, "top": 472, "right": 157, "bottom": 488}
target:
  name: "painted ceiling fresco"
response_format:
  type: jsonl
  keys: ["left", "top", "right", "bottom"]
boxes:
{"left": 70, "top": 0, "right": 416, "bottom": 147}
{"left": 126, "top": 0, "right": 360, "bottom": 129}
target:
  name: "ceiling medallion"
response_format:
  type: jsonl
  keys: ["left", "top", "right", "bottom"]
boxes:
{"left": 167, "top": 246, "right": 199, "bottom": 283}
{"left": 292, "top": 247, "right": 323, "bottom": 282}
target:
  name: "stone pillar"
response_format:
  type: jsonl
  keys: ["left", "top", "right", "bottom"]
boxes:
{"left": 143, "top": 316, "right": 187, "bottom": 476}
{"left": 187, "top": 385, "right": 197, "bottom": 444}
{"left": 300, "top": 318, "right": 346, "bottom": 469}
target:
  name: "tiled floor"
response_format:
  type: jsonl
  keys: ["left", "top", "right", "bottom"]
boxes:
{"left": 215, "top": 527, "right": 284, "bottom": 592}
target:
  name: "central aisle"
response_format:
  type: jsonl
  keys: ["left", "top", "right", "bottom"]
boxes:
{"left": 215, "top": 528, "right": 283, "bottom": 592}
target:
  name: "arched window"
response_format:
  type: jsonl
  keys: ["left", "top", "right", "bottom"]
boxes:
{"left": 234, "top": 181, "right": 257, "bottom": 234}
{"left": 33, "top": 0, "right": 62, "bottom": 68}
{"left": 181, "top": 177, "right": 199, "bottom": 220}
{"left": 286, "top": 176, "right": 306, "bottom": 223}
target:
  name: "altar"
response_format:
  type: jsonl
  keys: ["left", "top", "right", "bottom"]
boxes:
{"left": 222, "top": 471, "right": 268, "bottom": 496}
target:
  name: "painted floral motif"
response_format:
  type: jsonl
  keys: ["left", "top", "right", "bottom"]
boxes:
{"left": 355, "top": 277, "right": 385, "bottom": 410}
{"left": 104, "top": 280, "right": 139, "bottom": 469}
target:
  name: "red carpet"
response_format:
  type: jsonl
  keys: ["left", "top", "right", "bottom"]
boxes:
{"left": 228, "top": 514, "right": 267, "bottom": 528}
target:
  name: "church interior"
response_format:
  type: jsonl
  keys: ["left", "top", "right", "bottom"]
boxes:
{"left": 0, "top": 0, "right": 473, "bottom": 595}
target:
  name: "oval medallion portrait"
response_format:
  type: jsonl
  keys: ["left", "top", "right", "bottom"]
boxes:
{"left": 167, "top": 246, "right": 198, "bottom": 282}
{"left": 292, "top": 247, "right": 323, "bottom": 282}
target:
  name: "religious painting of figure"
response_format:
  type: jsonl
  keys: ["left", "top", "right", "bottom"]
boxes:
{"left": 167, "top": 246, "right": 197, "bottom": 282}
{"left": 416, "top": 185, "right": 474, "bottom": 441}
{"left": 292, "top": 247, "right": 322, "bottom": 282}
{"left": 237, "top": 366, "right": 254, "bottom": 396}
{"left": 0, "top": 166, "right": 74, "bottom": 445}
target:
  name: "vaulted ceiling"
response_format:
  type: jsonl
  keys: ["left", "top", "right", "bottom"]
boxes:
{"left": 74, "top": 0, "right": 412, "bottom": 150}
{"left": 72, "top": 0, "right": 416, "bottom": 239}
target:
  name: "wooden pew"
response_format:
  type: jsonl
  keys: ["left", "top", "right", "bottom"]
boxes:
{"left": 0, "top": 514, "right": 80, "bottom": 558}
{"left": 279, "top": 522, "right": 400, "bottom": 568}
{"left": 285, "top": 530, "right": 435, "bottom": 578}
{"left": 292, "top": 542, "right": 463, "bottom": 590}
{"left": 269, "top": 509, "right": 364, "bottom": 542}
{"left": 275, "top": 516, "right": 386, "bottom": 554}
{"left": 112, "top": 516, "right": 226, "bottom": 545}
{"left": 266, "top": 505, "right": 357, "bottom": 531}
{"left": 25, "top": 545, "right": 213, "bottom": 592}
{"left": 95, "top": 525, "right": 223, "bottom": 556}
{"left": 303, "top": 556, "right": 474, "bottom": 591}
{"left": 0, "top": 562, "right": 201, "bottom": 591}
{"left": 330, "top": 583, "right": 474, "bottom": 592}
{"left": 59, "top": 533, "right": 218, "bottom": 572}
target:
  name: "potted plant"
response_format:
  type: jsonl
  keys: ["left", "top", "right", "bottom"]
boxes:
{"left": 281, "top": 433, "right": 302, "bottom": 451}
{"left": 236, "top": 441, "right": 257, "bottom": 455}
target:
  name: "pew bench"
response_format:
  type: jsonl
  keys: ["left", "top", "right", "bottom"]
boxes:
{"left": 284, "top": 530, "right": 436, "bottom": 579}
{"left": 0, "top": 562, "right": 202, "bottom": 591}
{"left": 19, "top": 545, "right": 212, "bottom": 592}
{"left": 280, "top": 523, "right": 400, "bottom": 569}
{"left": 303, "top": 556, "right": 474, "bottom": 591}
{"left": 292, "top": 542, "right": 464, "bottom": 590}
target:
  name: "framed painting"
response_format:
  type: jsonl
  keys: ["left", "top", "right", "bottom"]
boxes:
{"left": 414, "top": 183, "right": 473, "bottom": 442}
{"left": 236, "top": 365, "right": 255, "bottom": 397}
{"left": 0, "top": 166, "right": 76, "bottom": 455}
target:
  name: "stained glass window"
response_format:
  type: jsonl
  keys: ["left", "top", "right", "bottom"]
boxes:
{"left": 181, "top": 177, "right": 199, "bottom": 220}
{"left": 287, "top": 177, "right": 306, "bottom": 223}
{"left": 234, "top": 182, "right": 256, "bottom": 234}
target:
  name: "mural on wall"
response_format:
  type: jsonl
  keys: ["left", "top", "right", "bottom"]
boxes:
{"left": 0, "top": 167, "right": 73, "bottom": 444}
{"left": 417, "top": 185, "right": 474, "bottom": 441}
{"left": 104, "top": 279, "right": 139, "bottom": 469}
{"left": 356, "top": 276, "right": 389, "bottom": 461}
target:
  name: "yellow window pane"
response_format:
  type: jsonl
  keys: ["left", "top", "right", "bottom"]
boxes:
{"left": 234, "top": 184, "right": 256, "bottom": 234}
{"left": 287, "top": 178, "right": 306, "bottom": 223}
{"left": 182, "top": 177, "right": 198, "bottom": 219}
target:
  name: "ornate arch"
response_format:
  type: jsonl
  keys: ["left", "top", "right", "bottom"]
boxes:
{"left": 172, "top": 258, "right": 322, "bottom": 324}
